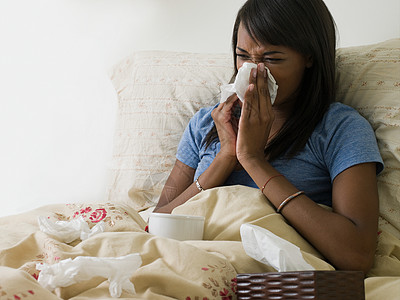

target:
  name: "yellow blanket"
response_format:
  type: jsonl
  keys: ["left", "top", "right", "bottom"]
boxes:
{"left": 0, "top": 185, "right": 398, "bottom": 299}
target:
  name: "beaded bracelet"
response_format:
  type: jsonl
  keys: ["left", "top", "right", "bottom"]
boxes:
{"left": 261, "top": 174, "right": 284, "bottom": 194}
{"left": 276, "top": 191, "right": 304, "bottom": 213}
{"left": 195, "top": 178, "right": 204, "bottom": 192}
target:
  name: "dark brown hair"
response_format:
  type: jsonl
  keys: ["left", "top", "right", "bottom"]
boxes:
{"left": 206, "top": 0, "right": 337, "bottom": 160}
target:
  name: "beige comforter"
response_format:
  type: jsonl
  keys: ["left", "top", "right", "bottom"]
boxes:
{"left": 0, "top": 186, "right": 399, "bottom": 299}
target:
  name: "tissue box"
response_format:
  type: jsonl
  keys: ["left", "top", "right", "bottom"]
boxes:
{"left": 236, "top": 271, "right": 365, "bottom": 299}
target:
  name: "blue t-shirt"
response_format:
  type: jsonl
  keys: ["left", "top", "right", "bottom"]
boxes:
{"left": 176, "top": 102, "right": 384, "bottom": 207}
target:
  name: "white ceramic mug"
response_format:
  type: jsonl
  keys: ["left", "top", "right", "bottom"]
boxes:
{"left": 148, "top": 213, "right": 205, "bottom": 241}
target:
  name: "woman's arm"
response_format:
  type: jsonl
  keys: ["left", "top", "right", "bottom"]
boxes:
{"left": 154, "top": 159, "right": 196, "bottom": 212}
{"left": 155, "top": 94, "right": 243, "bottom": 213}
{"left": 238, "top": 63, "right": 379, "bottom": 274}
{"left": 241, "top": 158, "right": 379, "bottom": 274}
{"left": 154, "top": 153, "right": 238, "bottom": 213}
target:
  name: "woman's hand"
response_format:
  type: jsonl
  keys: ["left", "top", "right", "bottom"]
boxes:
{"left": 237, "top": 63, "right": 275, "bottom": 164}
{"left": 211, "top": 94, "right": 241, "bottom": 160}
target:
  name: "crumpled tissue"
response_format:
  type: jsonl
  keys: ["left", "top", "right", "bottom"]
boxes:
{"left": 240, "top": 223, "right": 314, "bottom": 272}
{"left": 38, "top": 216, "right": 105, "bottom": 243}
{"left": 37, "top": 253, "right": 142, "bottom": 298}
{"left": 220, "top": 62, "right": 278, "bottom": 104}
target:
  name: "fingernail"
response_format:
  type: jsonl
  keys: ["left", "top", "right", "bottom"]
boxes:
{"left": 249, "top": 84, "right": 254, "bottom": 91}
{"left": 253, "top": 69, "right": 257, "bottom": 78}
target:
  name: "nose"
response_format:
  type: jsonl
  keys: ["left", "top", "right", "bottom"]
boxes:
{"left": 250, "top": 57, "right": 266, "bottom": 66}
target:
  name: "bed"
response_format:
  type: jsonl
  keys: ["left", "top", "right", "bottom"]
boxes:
{"left": 0, "top": 39, "right": 399, "bottom": 299}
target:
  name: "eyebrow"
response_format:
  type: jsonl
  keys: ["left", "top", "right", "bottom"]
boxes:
{"left": 236, "top": 47, "right": 283, "bottom": 55}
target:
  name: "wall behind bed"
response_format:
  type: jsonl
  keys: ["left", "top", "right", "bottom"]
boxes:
{"left": 0, "top": 0, "right": 399, "bottom": 217}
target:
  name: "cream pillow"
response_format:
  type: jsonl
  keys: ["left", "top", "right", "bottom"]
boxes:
{"left": 336, "top": 39, "right": 400, "bottom": 238}
{"left": 107, "top": 51, "right": 233, "bottom": 211}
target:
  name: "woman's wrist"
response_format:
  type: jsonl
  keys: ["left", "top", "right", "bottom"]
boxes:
{"left": 216, "top": 151, "right": 239, "bottom": 171}
{"left": 237, "top": 153, "right": 266, "bottom": 170}
{"left": 197, "top": 151, "right": 238, "bottom": 191}
{"left": 215, "top": 150, "right": 239, "bottom": 170}
{"left": 217, "top": 148, "right": 238, "bottom": 163}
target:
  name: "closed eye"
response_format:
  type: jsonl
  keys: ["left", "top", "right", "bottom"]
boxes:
{"left": 236, "top": 54, "right": 282, "bottom": 63}
{"left": 236, "top": 54, "right": 251, "bottom": 60}
{"left": 264, "top": 58, "right": 282, "bottom": 62}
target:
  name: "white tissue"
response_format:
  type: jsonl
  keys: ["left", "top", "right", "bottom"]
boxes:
{"left": 37, "top": 253, "right": 142, "bottom": 298}
{"left": 220, "top": 62, "right": 278, "bottom": 104}
{"left": 38, "top": 216, "right": 105, "bottom": 243}
{"left": 240, "top": 223, "right": 314, "bottom": 272}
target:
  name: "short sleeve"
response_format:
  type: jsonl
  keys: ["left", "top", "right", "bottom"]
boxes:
{"left": 176, "top": 106, "right": 215, "bottom": 169}
{"left": 323, "top": 104, "right": 384, "bottom": 181}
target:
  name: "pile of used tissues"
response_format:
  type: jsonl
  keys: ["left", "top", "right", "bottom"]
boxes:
{"left": 37, "top": 254, "right": 142, "bottom": 298}
{"left": 38, "top": 215, "right": 105, "bottom": 243}
{"left": 37, "top": 216, "right": 142, "bottom": 298}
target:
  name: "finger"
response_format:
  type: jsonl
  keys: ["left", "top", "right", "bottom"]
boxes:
{"left": 213, "top": 94, "right": 239, "bottom": 123}
{"left": 257, "top": 63, "right": 271, "bottom": 117}
{"left": 226, "top": 93, "right": 239, "bottom": 104}
{"left": 215, "top": 96, "right": 232, "bottom": 112}
{"left": 220, "top": 93, "right": 239, "bottom": 113}
{"left": 249, "top": 66, "right": 257, "bottom": 84}
{"left": 241, "top": 83, "right": 255, "bottom": 120}
{"left": 250, "top": 67, "right": 260, "bottom": 111}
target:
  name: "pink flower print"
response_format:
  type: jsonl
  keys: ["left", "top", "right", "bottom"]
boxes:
{"left": 80, "top": 207, "right": 92, "bottom": 214}
{"left": 219, "top": 288, "right": 232, "bottom": 300}
{"left": 78, "top": 207, "right": 93, "bottom": 218}
{"left": 230, "top": 277, "right": 237, "bottom": 293}
{"left": 89, "top": 208, "right": 107, "bottom": 223}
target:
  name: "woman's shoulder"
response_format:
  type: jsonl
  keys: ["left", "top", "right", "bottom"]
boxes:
{"left": 320, "top": 102, "right": 370, "bottom": 129}
{"left": 324, "top": 102, "right": 361, "bottom": 118}
{"left": 312, "top": 101, "right": 377, "bottom": 149}
{"left": 195, "top": 104, "right": 217, "bottom": 118}
{"left": 189, "top": 104, "right": 218, "bottom": 128}
{"left": 314, "top": 102, "right": 383, "bottom": 176}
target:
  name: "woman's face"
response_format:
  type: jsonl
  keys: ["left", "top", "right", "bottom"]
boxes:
{"left": 236, "top": 22, "right": 312, "bottom": 106}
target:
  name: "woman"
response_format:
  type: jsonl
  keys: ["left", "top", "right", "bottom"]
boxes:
{"left": 155, "top": 0, "right": 383, "bottom": 274}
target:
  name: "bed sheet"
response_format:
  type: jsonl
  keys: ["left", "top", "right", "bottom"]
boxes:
{"left": 0, "top": 185, "right": 398, "bottom": 299}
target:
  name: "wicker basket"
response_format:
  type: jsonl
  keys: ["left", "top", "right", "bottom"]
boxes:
{"left": 236, "top": 271, "right": 365, "bottom": 299}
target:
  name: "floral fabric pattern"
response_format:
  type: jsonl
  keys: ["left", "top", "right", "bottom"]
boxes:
{"left": 185, "top": 262, "right": 237, "bottom": 300}
{"left": 0, "top": 286, "right": 35, "bottom": 299}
